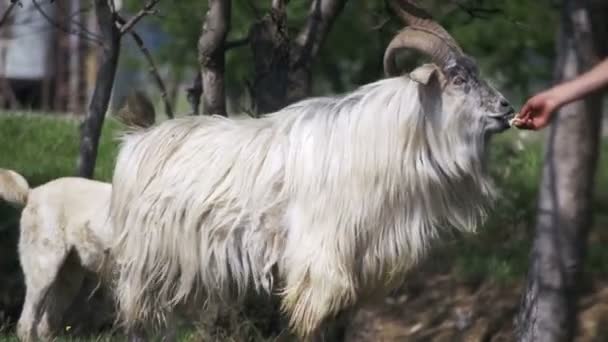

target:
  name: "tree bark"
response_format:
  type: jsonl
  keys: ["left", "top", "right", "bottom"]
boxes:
{"left": 198, "top": 0, "right": 231, "bottom": 116}
{"left": 68, "top": 0, "right": 84, "bottom": 115}
{"left": 248, "top": 6, "right": 290, "bottom": 114}
{"left": 76, "top": 0, "right": 120, "bottom": 178}
{"left": 515, "top": 2, "right": 604, "bottom": 341}
{"left": 186, "top": 72, "right": 202, "bottom": 115}
{"left": 288, "top": 0, "right": 348, "bottom": 103}
{"left": 250, "top": 0, "right": 348, "bottom": 114}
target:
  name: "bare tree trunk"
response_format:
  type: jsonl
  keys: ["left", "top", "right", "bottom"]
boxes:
{"left": 249, "top": 0, "right": 347, "bottom": 114}
{"left": 186, "top": 72, "right": 202, "bottom": 115}
{"left": 288, "top": 0, "right": 347, "bottom": 104}
{"left": 198, "top": 0, "right": 230, "bottom": 116}
{"left": 248, "top": 5, "right": 290, "bottom": 114}
{"left": 0, "top": 3, "right": 18, "bottom": 109}
{"left": 515, "top": 2, "right": 604, "bottom": 341}
{"left": 189, "top": 0, "right": 346, "bottom": 116}
{"left": 68, "top": 0, "right": 83, "bottom": 114}
{"left": 77, "top": 0, "right": 120, "bottom": 178}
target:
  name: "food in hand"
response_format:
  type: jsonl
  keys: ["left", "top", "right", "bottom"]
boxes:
{"left": 509, "top": 115, "right": 525, "bottom": 128}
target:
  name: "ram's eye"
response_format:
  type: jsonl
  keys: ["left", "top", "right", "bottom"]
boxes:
{"left": 452, "top": 76, "right": 466, "bottom": 85}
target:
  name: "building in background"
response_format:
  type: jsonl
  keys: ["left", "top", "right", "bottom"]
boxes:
{"left": 0, "top": 0, "right": 164, "bottom": 116}
{"left": 0, "top": 0, "right": 96, "bottom": 114}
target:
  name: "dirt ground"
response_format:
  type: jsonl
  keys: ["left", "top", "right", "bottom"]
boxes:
{"left": 345, "top": 272, "right": 608, "bottom": 342}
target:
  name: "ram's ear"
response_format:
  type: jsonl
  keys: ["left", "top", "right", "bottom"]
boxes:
{"left": 409, "top": 64, "right": 439, "bottom": 85}
{"left": 412, "top": 64, "right": 442, "bottom": 117}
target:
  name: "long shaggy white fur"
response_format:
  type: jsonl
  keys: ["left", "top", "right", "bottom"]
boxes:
{"left": 110, "top": 70, "right": 496, "bottom": 337}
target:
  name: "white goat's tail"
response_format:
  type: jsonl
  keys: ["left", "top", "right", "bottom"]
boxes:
{"left": 0, "top": 169, "right": 30, "bottom": 207}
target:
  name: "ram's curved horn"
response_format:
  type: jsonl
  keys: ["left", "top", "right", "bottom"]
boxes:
{"left": 388, "top": 0, "right": 463, "bottom": 53}
{"left": 383, "top": 27, "right": 458, "bottom": 77}
{"left": 384, "top": 0, "right": 464, "bottom": 76}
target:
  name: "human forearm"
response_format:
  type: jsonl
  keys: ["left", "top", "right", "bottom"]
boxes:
{"left": 550, "top": 58, "right": 608, "bottom": 106}
{"left": 514, "top": 58, "right": 608, "bottom": 130}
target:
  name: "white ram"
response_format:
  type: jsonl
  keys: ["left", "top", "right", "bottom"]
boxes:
{"left": 109, "top": 1, "right": 515, "bottom": 339}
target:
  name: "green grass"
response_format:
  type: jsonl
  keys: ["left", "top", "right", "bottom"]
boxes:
{"left": 0, "top": 112, "right": 123, "bottom": 184}
{"left": 0, "top": 328, "right": 202, "bottom": 342}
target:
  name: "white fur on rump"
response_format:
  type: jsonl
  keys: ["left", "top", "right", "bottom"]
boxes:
{"left": 0, "top": 169, "right": 30, "bottom": 206}
{"left": 110, "top": 71, "right": 496, "bottom": 337}
{"left": 0, "top": 170, "right": 113, "bottom": 342}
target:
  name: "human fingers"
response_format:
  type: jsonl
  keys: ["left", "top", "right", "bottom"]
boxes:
{"left": 530, "top": 112, "right": 552, "bottom": 130}
{"left": 518, "top": 97, "right": 544, "bottom": 121}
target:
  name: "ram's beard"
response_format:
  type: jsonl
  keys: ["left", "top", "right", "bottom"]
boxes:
{"left": 108, "top": 75, "right": 495, "bottom": 334}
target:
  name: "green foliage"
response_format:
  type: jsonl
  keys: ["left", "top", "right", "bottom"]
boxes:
{"left": 447, "top": 133, "right": 608, "bottom": 284}
{"left": 121, "top": 0, "right": 558, "bottom": 105}
{"left": 437, "top": 0, "right": 559, "bottom": 103}
{"left": 432, "top": 132, "right": 544, "bottom": 284}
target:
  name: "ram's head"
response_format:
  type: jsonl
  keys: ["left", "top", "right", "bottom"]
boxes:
{"left": 384, "top": 0, "right": 515, "bottom": 134}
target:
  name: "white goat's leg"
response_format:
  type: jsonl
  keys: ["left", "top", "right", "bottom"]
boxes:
{"left": 17, "top": 281, "right": 48, "bottom": 342}
{"left": 17, "top": 247, "right": 67, "bottom": 342}
{"left": 37, "top": 257, "right": 85, "bottom": 339}
{"left": 281, "top": 208, "right": 357, "bottom": 338}
{"left": 17, "top": 207, "right": 68, "bottom": 342}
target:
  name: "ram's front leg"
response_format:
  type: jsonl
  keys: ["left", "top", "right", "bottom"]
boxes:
{"left": 280, "top": 206, "right": 358, "bottom": 339}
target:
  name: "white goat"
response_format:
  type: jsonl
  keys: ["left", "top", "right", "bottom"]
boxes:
{"left": 0, "top": 170, "right": 112, "bottom": 342}
{"left": 109, "top": 2, "right": 516, "bottom": 339}
{"left": 0, "top": 92, "right": 157, "bottom": 342}
{"left": 1, "top": 171, "right": 180, "bottom": 342}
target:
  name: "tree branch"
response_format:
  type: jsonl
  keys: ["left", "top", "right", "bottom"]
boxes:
{"left": 279, "top": 0, "right": 347, "bottom": 105}
{"left": 248, "top": 0, "right": 347, "bottom": 113}
{"left": 32, "top": 0, "right": 103, "bottom": 45}
{"left": 294, "top": 0, "right": 348, "bottom": 65}
{"left": 0, "top": 0, "right": 21, "bottom": 28}
{"left": 272, "top": 0, "right": 289, "bottom": 12}
{"left": 225, "top": 36, "right": 249, "bottom": 50}
{"left": 452, "top": 1, "right": 502, "bottom": 20}
{"left": 116, "top": 14, "right": 174, "bottom": 119}
{"left": 119, "top": 0, "right": 161, "bottom": 36}
{"left": 197, "top": 0, "right": 231, "bottom": 116}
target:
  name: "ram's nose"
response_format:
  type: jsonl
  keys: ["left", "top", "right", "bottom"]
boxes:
{"left": 499, "top": 98, "right": 515, "bottom": 115}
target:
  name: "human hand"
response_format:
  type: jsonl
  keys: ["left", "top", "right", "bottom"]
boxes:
{"left": 512, "top": 91, "right": 562, "bottom": 130}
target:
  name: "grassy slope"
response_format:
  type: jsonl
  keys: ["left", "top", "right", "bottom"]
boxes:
{"left": 0, "top": 113, "right": 122, "bottom": 184}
